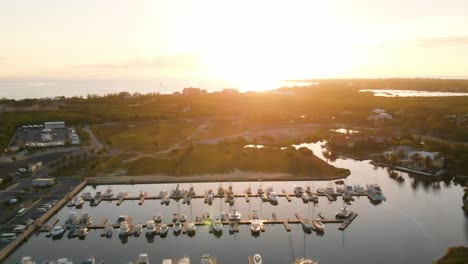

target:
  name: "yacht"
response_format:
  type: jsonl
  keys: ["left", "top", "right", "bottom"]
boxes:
{"left": 335, "top": 207, "right": 352, "bottom": 219}
{"left": 253, "top": 254, "right": 262, "bottom": 264}
{"left": 81, "top": 192, "right": 94, "bottom": 200}
{"left": 134, "top": 224, "right": 143, "bottom": 236}
{"left": 134, "top": 253, "right": 149, "bottom": 264}
{"left": 173, "top": 222, "right": 182, "bottom": 234}
{"left": 294, "top": 185, "right": 304, "bottom": 195}
{"left": 119, "top": 221, "right": 130, "bottom": 236}
{"left": 309, "top": 194, "right": 319, "bottom": 203}
{"left": 19, "top": 256, "right": 35, "bottom": 264}
{"left": 179, "top": 212, "right": 187, "bottom": 222}
{"left": 301, "top": 193, "right": 309, "bottom": 202}
{"left": 202, "top": 212, "right": 212, "bottom": 221}
{"left": 178, "top": 257, "right": 190, "bottom": 264}
{"left": 80, "top": 212, "right": 92, "bottom": 225}
{"left": 228, "top": 209, "right": 242, "bottom": 221}
{"left": 269, "top": 191, "right": 278, "bottom": 203}
{"left": 172, "top": 213, "right": 178, "bottom": 222}
{"left": 293, "top": 258, "right": 318, "bottom": 264}
{"left": 250, "top": 220, "right": 261, "bottom": 233}
{"left": 312, "top": 219, "right": 325, "bottom": 232}
{"left": 75, "top": 197, "right": 84, "bottom": 208}
{"left": 155, "top": 214, "right": 163, "bottom": 223}
{"left": 77, "top": 227, "right": 88, "bottom": 238}
{"left": 117, "top": 215, "right": 129, "bottom": 223}
{"left": 301, "top": 218, "right": 313, "bottom": 231}
{"left": 160, "top": 223, "right": 169, "bottom": 235}
{"left": 81, "top": 256, "right": 96, "bottom": 264}
{"left": 103, "top": 186, "right": 114, "bottom": 198}
{"left": 51, "top": 225, "right": 65, "bottom": 237}
{"left": 212, "top": 219, "right": 223, "bottom": 233}
{"left": 187, "top": 222, "right": 196, "bottom": 233}
{"left": 200, "top": 254, "right": 215, "bottom": 264}
{"left": 146, "top": 221, "right": 156, "bottom": 235}
{"left": 366, "top": 184, "right": 385, "bottom": 201}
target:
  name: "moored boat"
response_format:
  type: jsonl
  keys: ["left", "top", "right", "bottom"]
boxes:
{"left": 146, "top": 221, "right": 156, "bottom": 235}
{"left": 228, "top": 209, "right": 241, "bottom": 221}
{"left": 301, "top": 218, "right": 312, "bottom": 231}
{"left": 212, "top": 219, "right": 223, "bottom": 233}
{"left": 134, "top": 253, "right": 149, "bottom": 264}
{"left": 335, "top": 207, "right": 352, "bottom": 219}
{"left": 51, "top": 225, "right": 65, "bottom": 237}
{"left": 312, "top": 219, "right": 325, "bottom": 231}
{"left": 250, "top": 219, "right": 261, "bottom": 233}
{"left": 173, "top": 222, "right": 182, "bottom": 234}
{"left": 253, "top": 254, "right": 262, "bottom": 264}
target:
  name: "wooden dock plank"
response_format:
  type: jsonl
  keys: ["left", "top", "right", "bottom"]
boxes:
{"left": 99, "top": 217, "right": 108, "bottom": 225}
{"left": 138, "top": 192, "right": 148, "bottom": 205}
{"left": 339, "top": 212, "right": 358, "bottom": 230}
{"left": 282, "top": 189, "right": 291, "bottom": 202}
{"left": 116, "top": 192, "right": 128, "bottom": 206}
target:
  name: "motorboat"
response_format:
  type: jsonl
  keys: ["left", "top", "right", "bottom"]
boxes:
{"left": 200, "top": 254, "right": 215, "bottom": 264}
{"left": 119, "top": 221, "right": 130, "bottom": 236}
{"left": 19, "top": 256, "right": 35, "bottom": 264}
{"left": 75, "top": 197, "right": 84, "bottom": 208}
{"left": 312, "top": 219, "right": 325, "bottom": 231}
{"left": 65, "top": 212, "right": 78, "bottom": 225}
{"left": 81, "top": 192, "right": 94, "bottom": 200}
{"left": 366, "top": 184, "right": 385, "bottom": 201}
{"left": 293, "top": 258, "right": 318, "bottom": 264}
{"left": 228, "top": 209, "right": 242, "bottom": 221}
{"left": 67, "top": 199, "right": 76, "bottom": 207}
{"left": 218, "top": 184, "right": 224, "bottom": 195}
{"left": 187, "top": 222, "right": 196, "bottom": 233}
{"left": 103, "top": 186, "right": 114, "bottom": 198}
{"left": 104, "top": 225, "right": 113, "bottom": 238}
{"left": 77, "top": 227, "right": 88, "bottom": 238}
{"left": 81, "top": 256, "right": 96, "bottom": 264}
{"left": 261, "top": 193, "right": 268, "bottom": 201}
{"left": 189, "top": 186, "right": 195, "bottom": 196}
{"left": 301, "top": 193, "right": 309, "bottom": 202}
{"left": 219, "top": 212, "right": 227, "bottom": 221}
{"left": 80, "top": 212, "right": 92, "bottom": 225}
{"left": 269, "top": 192, "right": 278, "bottom": 203}
{"left": 250, "top": 220, "right": 261, "bottom": 233}
{"left": 172, "top": 184, "right": 182, "bottom": 197}
{"left": 155, "top": 214, "right": 163, "bottom": 223}
{"left": 294, "top": 185, "right": 304, "bottom": 195}
{"left": 316, "top": 188, "right": 325, "bottom": 194}
{"left": 139, "top": 191, "right": 146, "bottom": 197}
{"left": 246, "top": 187, "right": 252, "bottom": 195}
{"left": 354, "top": 184, "right": 365, "bottom": 193}
{"left": 160, "top": 223, "right": 169, "bottom": 235}
{"left": 212, "top": 219, "right": 223, "bottom": 233}
{"left": 335, "top": 207, "right": 352, "bottom": 219}
{"left": 134, "top": 253, "right": 149, "bottom": 264}
{"left": 257, "top": 186, "right": 264, "bottom": 195}
{"left": 172, "top": 213, "right": 178, "bottom": 222}
{"left": 0, "top": 233, "right": 16, "bottom": 242}
{"left": 252, "top": 210, "right": 260, "bottom": 219}
{"left": 51, "top": 225, "right": 65, "bottom": 237}
{"left": 309, "top": 194, "right": 319, "bottom": 203}
{"left": 301, "top": 218, "right": 312, "bottom": 231}
{"left": 253, "top": 254, "right": 262, "bottom": 264}
{"left": 202, "top": 212, "right": 212, "bottom": 221}
{"left": 146, "top": 221, "right": 156, "bottom": 235}
{"left": 117, "top": 215, "right": 129, "bottom": 223}
{"left": 179, "top": 212, "right": 187, "bottom": 222}
{"left": 178, "top": 257, "right": 190, "bottom": 264}
{"left": 134, "top": 224, "right": 143, "bottom": 236}
{"left": 173, "top": 222, "right": 182, "bottom": 234}
{"left": 229, "top": 221, "right": 237, "bottom": 233}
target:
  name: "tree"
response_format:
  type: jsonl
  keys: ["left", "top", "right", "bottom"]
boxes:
{"left": 424, "top": 156, "right": 433, "bottom": 170}
{"left": 11, "top": 156, "right": 16, "bottom": 163}
{"left": 390, "top": 154, "right": 400, "bottom": 165}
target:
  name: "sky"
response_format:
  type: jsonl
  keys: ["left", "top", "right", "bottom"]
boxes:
{"left": 1, "top": 0, "right": 468, "bottom": 90}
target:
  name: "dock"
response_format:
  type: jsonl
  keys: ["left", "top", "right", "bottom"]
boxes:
{"left": 244, "top": 193, "right": 250, "bottom": 203}
{"left": 138, "top": 192, "right": 148, "bottom": 205}
{"left": 116, "top": 192, "right": 128, "bottom": 206}
{"left": 282, "top": 189, "right": 291, "bottom": 202}
{"left": 99, "top": 217, "right": 108, "bottom": 226}
{"left": 324, "top": 192, "right": 337, "bottom": 201}
{"left": 283, "top": 220, "right": 291, "bottom": 231}
{"left": 339, "top": 212, "right": 358, "bottom": 230}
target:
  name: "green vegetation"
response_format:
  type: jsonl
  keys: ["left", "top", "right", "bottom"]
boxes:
{"left": 435, "top": 246, "right": 468, "bottom": 264}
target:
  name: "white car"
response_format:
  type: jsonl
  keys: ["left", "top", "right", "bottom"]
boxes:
{"left": 42, "top": 204, "right": 52, "bottom": 209}
{"left": 13, "top": 225, "right": 27, "bottom": 233}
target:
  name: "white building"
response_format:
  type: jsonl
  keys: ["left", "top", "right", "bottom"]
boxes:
{"left": 44, "top": 121, "right": 65, "bottom": 129}
{"left": 32, "top": 178, "right": 55, "bottom": 187}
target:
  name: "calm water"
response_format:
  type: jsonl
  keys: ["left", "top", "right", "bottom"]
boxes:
{"left": 360, "top": 89, "right": 468, "bottom": 97}
{"left": 4, "top": 143, "right": 467, "bottom": 264}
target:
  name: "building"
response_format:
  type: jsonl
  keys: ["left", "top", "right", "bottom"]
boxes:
{"left": 182, "top": 87, "right": 207, "bottom": 96}
{"left": 44, "top": 121, "right": 65, "bottom": 129}
{"left": 383, "top": 145, "right": 444, "bottom": 171}
{"left": 32, "top": 178, "right": 55, "bottom": 187}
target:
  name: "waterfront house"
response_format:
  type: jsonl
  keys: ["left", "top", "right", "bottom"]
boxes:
{"left": 383, "top": 145, "right": 444, "bottom": 171}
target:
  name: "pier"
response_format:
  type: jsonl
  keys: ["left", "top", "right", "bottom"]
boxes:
{"left": 116, "top": 192, "right": 128, "bottom": 205}
{"left": 138, "top": 192, "right": 148, "bottom": 205}
{"left": 282, "top": 189, "right": 291, "bottom": 202}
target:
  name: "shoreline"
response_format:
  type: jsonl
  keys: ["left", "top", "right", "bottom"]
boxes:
{"left": 86, "top": 171, "right": 349, "bottom": 185}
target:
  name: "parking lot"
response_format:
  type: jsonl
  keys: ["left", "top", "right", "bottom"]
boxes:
{"left": 9, "top": 127, "right": 69, "bottom": 149}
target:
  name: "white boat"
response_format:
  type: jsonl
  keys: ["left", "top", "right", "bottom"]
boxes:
{"left": 212, "top": 219, "right": 223, "bottom": 233}
{"left": 250, "top": 220, "right": 261, "bottom": 233}
{"left": 172, "top": 184, "right": 182, "bottom": 197}
{"left": 66, "top": 212, "right": 78, "bottom": 225}
{"left": 103, "top": 186, "right": 114, "bottom": 198}
{"left": 257, "top": 186, "right": 264, "bottom": 194}
{"left": 200, "top": 254, "right": 215, "bottom": 264}
{"left": 366, "top": 184, "right": 385, "bottom": 201}
{"left": 172, "top": 213, "right": 179, "bottom": 222}
{"left": 160, "top": 223, "right": 169, "bottom": 235}
{"left": 81, "top": 256, "right": 96, "bottom": 264}
{"left": 80, "top": 212, "right": 92, "bottom": 225}
{"left": 173, "top": 222, "right": 182, "bottom": 234}
{"left": 253, "top": 254, "right": 262, "bottom": 264}
{"left": 119, "top": 221, "right": 130, "bottom": 235}
{"left": 134, "top": 253, "right": 149, "bottom": 264}
{"left": 134, "top": 224, "right": 143, "bottom": 236}
{"left": 104, "top": 225, "right": 113, "bottom": 238}
{"left": 77, "top": 227, "right": 88, "bottom": 237}
{"left": 0, "top": 233, "right": 16, "bottom": 242}
{"left": 75, "top": 197, "right": 84, "bottom": 208}
{"left": 154, "top": 214, "right": 163, "bottom": 223}
{"left": 202, "top": 212, "right": 212, "bottom": 221}
{"left": 55, "top": 258, "right": 74, "bottom": 264}
{"left": 301, "top": 218, "right": 312, "bottom": 231}
{"left": 335, "top": 207, "right": 352, "bottom": 219}
{"left": 228, "top": 209, "right": 242, "bottom": 221}
{"left": 178, "top": 257, "right": 190, "bottom": 264}
{"left": 229, "top": 221, "right": 237, "bottom": 233}
{"left": 207, "top": 191, "right": 214, "bottom": 204}
{"left": 163, "top": 195, "right": 170, "bottom": 205}
{"left": 219, "top": 212, "right": 227, "bottom": 221}
{"left": 301, "top": 193, "right": 309, "bottom": 202}
{"left": 51, "top": 225, "right": 65, "bottom": 237}
{"left": 336, "top": 185, "right": 344, "bottom": 193}
{"left": 179, "top": 212, "right": 187, "bottom": 222}
{"left": 354, "top": 184, "right": 365, "bottom": 193}
{"left": 345, "top": 185, "right": 354, "bottom": 194}
{"left": 312, "top": 219, "right": 325, "bottom": 231}
{"left": 117, "top": 215, "right": 129, "bottom": 223}
{"left": 187, "top": 222, "right": 196, "bottom": 233}
{"left": 261, "top": 193, "right": 268, "bottom": 201}
{"left": 117, "top": 191, "right": 125, "bottom": 199}
{"left": 252, "top": 210, "right": 260, "bottom": 219}
{"left": 146, "top": 221, "right": 156, "bottom": 235}
{"left": 269, "top": 191, "right": 278, "bottom": 203}
{"left": 19, "top": 256, "right": 35, "bottom": 264}
{"left": 294, "top": 185, "right": 304, "bottom": 195}
{"left": 218, "top": 184, "right": 224, "bottom": 195}
{"left": 293, "top": 258, "right": 318, "bottom": 264}
{"left": 81, "top": 192, "right": 94, "bottom": 200}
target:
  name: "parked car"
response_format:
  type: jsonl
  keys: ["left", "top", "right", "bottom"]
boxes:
{"left": 13, "top": 225, "right": 27, "bottom": 233}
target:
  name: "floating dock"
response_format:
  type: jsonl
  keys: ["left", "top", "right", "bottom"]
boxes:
{"left": 282, "top": 189, "right": 291, "bottom": 202}
{"left": 116, "top": 192, "right": 128, "bottom": 206}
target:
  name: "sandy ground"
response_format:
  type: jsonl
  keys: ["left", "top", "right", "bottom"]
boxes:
{"left": 86, "top": 170, "right": 348, "bottom": 184}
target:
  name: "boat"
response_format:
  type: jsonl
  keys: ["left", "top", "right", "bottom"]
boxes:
{"left": 81, "top": 192, "right": 94, "bottom": 200}
{"left": 366, "top": 184, "right": 385, "bottom": 201}
{"left": 172, "top": 184, "right": 182, "bottom": 197}
{"left": 207, "top": 191, "right": 214, "bottom": 205}
{"left": 261, "top": 193, "right": 268, "bottom": 201}
{"left": 228, "top": 221, "right": 237, "bottom": 233}
{"left": 253, "top": 254, "right": 262, "bottom": 264}
{"left": 75, "top": 197, "right": 84, "bottom": 208}
{"left": 218, "top": 184, "right": 224, "bottom": 195}
{"left": 353, "top": 184, "right": 365, "bottom": 193}
{"left": 252, "top": 210, "right": 260, "bottom": 219}
{"left": 187, "top": 222, "right": 196, "bottom": 233}
{"left": 212, "top": 219, "right": 223, "bottom": 233}
{"left": 335, "top": 207, "right": 352, "bottom": 219}
{"left": 146, "top": 221, "right": 156, "bottom": 235}
{"left": 77, "top": 227, "right": 88, "bottom": 238}
{"left": 294, "top": 185, "right": 304, "bottom": 195}
{"left": 139, "top": 191, "right": 146, "bottom": 197}
{"left": 155, "top": 214, "right": 163, "bottom": 223}
{"left": 345, "top": 185, "right": 354, "bottom": 194}
{"left": 183, "top": 195, "right": 191, "bottom": 204}
{"left": 189, "top": 186, "right": 195, "bottom": 196}
{"left": 134, "top": 224, "right": 143, "bottom": 236}
{"left": 325, "top": 182, "right": 335, "bottom": 194}
{"left": 309, "top": 194, "right": 319, "bottom": 203}
{"left": 228, "top": 195, "right": 235, "bottom": 205}
{"left": 246, "top": 187, "right": 252, "bottom": 195}
{"left": 257, "top": 186, "right": 264, "bottom": 194}
{"left": 179, "top": 212, "right": 187, "bottom": 222}
{"left": 301, "top": 218, "right": 313, "bottom": 231}
{"left": 45, "top": 258, "right": 73, "bottom": 264}
{"left": 117, "top": 191, "right": 125, "bottom": 199}
{"left": 81, "top": 256, "right": 96, "bottom": 264}
{"left": 316, "top": 188, "right": 325, "bottom": 194}
{"left": 200, "top": 254, "right": 216, "bottom": 264}
{"left": 160, "top": 223, "right": 169, "bottom": 235}
{"left": 117, "top": 215, "right": 129, "bottom": 223}
{"left": 104, "top": 225, "right": 113, "bottom": 238}
{"left": 202, "top": 212, "right": 212, "bottom": 221}
{"left": 67, "top": 199, "right": 76, "bottom": 207}
{"left": 134, "top": 253, "right": 149, "bottom": 264}
{"left": 173, "top": 222, "right": 182, "bottom": 234}
{"left": 312, "top": 219, "right": 325, "bottom": 231}
{"left": 19, "top": 256, "right": 35, "bottom": 264}
{"left": 172, "top": 213, "right": 178, "bottom": 222}
{"left": 336, "top": 184, "right": 344, "bottom": 193}
{"left": 228, "top": 209, "right": 242, "bottom": 221}
{"left": 119, "top": 221, "right": 130, "bottom": 236}
{"left": 269, "top": 191, "right": 278, "bottom": 203}
{"left": 51, "top": 225, "right": 65, "bottom": 237}
{"left": 293, "top": 258, "right": 318, "bottom": 264}
{"left": 103, "top": 186, "right": 114, "bottom": 198}
{"left": 219, "top": 211, "right": 227, "bottom": 221}
{"left": 80, "top": 212, "right": 92, "bottom": 225}
{"left": 301, "top": 193, "right": 309, "bottom": 202}
{"left": 250, "top": 219, "right": 261, "bottom": 233}
{"left": 65, "top": 211, "right": 78, "bottom": 225}
{"left": 178, "top": 257, "right": 190, "bottom": 264}
{"left": 163, "top": 195, "right": 170, "bottom": 205}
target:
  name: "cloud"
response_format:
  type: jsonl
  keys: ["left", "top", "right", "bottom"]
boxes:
{"left": 71, "top": 54, "right": 205, "bottom": 71}
{"left": 419, "top": 36, "right": 468, "bottom": 48}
